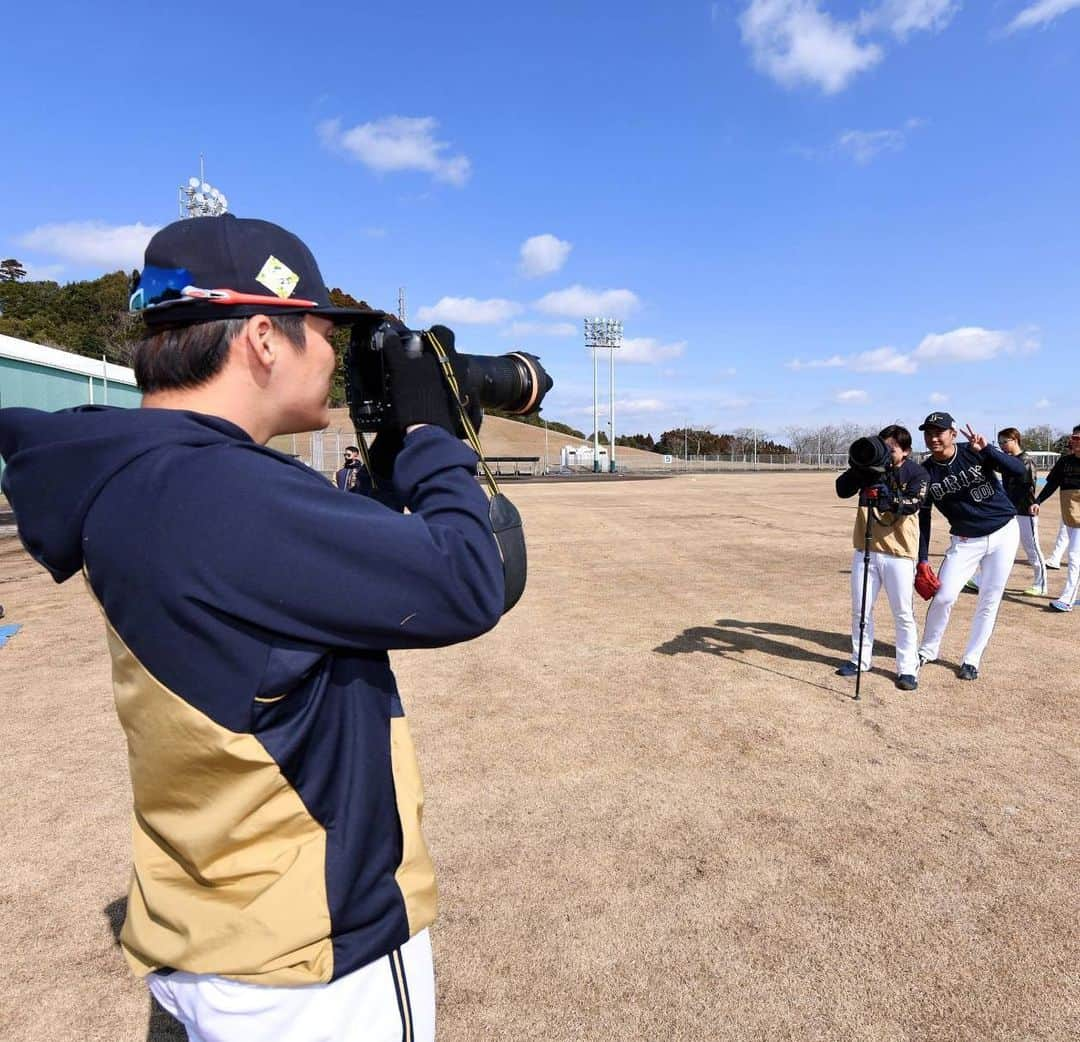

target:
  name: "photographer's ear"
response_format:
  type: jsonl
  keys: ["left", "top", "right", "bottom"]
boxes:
{"left": 243, "top": 315, "right": 279, "bottom": 367}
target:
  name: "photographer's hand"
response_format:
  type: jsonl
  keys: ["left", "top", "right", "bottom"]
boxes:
{"left": 382, "top": 331, "right": 457, "bottom": 434}
{"left": 366, "top": 429, "right": 405, "bottom": 483}
{"left": 428, "top": 325, "right": 483, "bottom": 435}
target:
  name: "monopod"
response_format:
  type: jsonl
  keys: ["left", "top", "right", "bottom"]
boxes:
{"left": 853, "top": 489, "right": 880, "bottom": 702}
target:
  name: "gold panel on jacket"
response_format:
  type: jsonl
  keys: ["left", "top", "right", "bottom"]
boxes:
{"left": 852, "top": 506, "right": 919, "bottom": 560}
{"left": 390, "top": 717, "right": 438, "bottom": 936}
{"left": 1062, "top": 489, "right": 1080, "bottom": 528}
{"left": 103, "top": 620, "right": 334, "bottom": 986}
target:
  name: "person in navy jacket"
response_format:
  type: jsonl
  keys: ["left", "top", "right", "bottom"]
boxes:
{"left": 0, "top": 215, "right": 507, "bottom": 1042}
{"left": 916, "top": 412, "right": 1027, "bottom": 681}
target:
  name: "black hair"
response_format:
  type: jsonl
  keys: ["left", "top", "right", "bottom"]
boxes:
{"left": 132, "top": 314, "right": 308, "bottom": 394}
{"left": 877, "top": 424, "right": 912, "bottom": 453}
{"left": 344, "top": 445, "right": 360, "bottom": 454}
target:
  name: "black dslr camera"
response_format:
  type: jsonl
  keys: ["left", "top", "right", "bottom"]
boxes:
{"left": 344, "top": 316, "right": 553, "bottom": 434}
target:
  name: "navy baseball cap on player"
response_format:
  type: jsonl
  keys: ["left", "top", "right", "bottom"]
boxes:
{"left": 918, "top": 411, "right": 956, "bottom": 431}
{"left": 130, "top": 214, "right": 380, "bottom": 327}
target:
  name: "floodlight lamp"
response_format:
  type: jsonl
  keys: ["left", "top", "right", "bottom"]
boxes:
{"left": 188, "top": 176, "right": 199, "bottom": 188}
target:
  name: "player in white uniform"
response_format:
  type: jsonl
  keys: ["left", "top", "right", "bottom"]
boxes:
{"left": 915, "top": 413, "right": 1027, "bottom": 681}
{"left": 835, "top": 425, "right": 929, "bottom": 691}
{"left": 1032, "top": 426, "right": 1080, "bottom": 612}
{"left": 1044, "top": 522, "right": 1069, "bottom": 570}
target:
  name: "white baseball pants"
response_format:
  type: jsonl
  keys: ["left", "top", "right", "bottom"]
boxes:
{"left": 1055, "top": 526, "right": 1080, "bottom": 606}
{"left": 850, "top": 550, "right": 919, "bottom": 675}
{"left": 1047, "top": 521, "right": 1069, "bottom": 567}
{"left": 147, "top": 929, "right": 435, "bottom": 1042}
{"left": 1018, "top": 515, "right": 1047, "bottom": 590}
{"left": 920, "top": 518, "right": 1020, "bottom": 669}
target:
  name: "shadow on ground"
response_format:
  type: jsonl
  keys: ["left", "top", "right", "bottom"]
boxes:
{"left": 654, "top": 617, "right": 895, "bottom": 669}
{"left": 105, "top": 899, "right": 185, "bottom": 1041}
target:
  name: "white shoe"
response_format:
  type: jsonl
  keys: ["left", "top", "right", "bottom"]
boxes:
{"left": 1049, "top": 599, "right": 1073, "bottom": 613}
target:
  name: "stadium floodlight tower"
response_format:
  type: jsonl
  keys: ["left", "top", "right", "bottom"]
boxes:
{"left": 178, "top": 156, "right": 229, "bottom": 219}
{"left": 584, "top": 317, "right": 623, "bottom": 473}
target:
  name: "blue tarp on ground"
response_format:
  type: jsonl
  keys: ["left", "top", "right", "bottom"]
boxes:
{"left": 0, "top": 624, "right": 22, "bottom": 648}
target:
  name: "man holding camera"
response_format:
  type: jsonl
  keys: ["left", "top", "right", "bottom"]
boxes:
{"left": 915, "top": 413, "right": 1027, "bottom": 680}
{"left": 835, "top": 425, "right": 929, "bottom": 691}
{"left": 0, "top": 214, "right": 507, "bottom": 1041}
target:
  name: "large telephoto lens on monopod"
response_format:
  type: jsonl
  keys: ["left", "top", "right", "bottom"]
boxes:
{"left": 848, "top": 435, "right": 890, "bottom": 474}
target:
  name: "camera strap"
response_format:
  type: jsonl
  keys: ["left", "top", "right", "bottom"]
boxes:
{"left": 400, "top": 330, "right": 529, "bottom": 615}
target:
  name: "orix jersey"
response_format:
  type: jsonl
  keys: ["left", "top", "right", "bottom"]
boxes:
{"left": 918, "top": 442, "right": 1028, "bottom": 562}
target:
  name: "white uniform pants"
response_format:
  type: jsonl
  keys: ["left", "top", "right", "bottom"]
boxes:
{"left": 1055, "top": 526, "right": 1080, "bottom": 606}
{"left": 920, "top": 518, "right": 1020, "bottom": 669}
{"left": 850, "top": 550, "right": 919, "bottom": 675}
{"left": 147, "top": 929, "right": 435, "bottom": 1042}
{"left": 1047, "top": 521, "right": 1070, "bottom": 567}
{"left": 1018, "top": 515, "right": 1047, "bottom": 590}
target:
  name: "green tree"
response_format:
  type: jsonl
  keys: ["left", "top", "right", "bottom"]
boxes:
{"left": 0, "top": 259, "right": 27, "bottom": 282}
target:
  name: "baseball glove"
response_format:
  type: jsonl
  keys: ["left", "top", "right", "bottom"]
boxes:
{"left": 915, "top": 561, "right": 941, "bottom": 601}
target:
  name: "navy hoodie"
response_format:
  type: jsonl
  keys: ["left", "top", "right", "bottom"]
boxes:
{"left": 0, "top": 405, "right": 504, "bottom": 985}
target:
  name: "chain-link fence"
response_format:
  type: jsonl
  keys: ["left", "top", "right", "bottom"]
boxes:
{"left": 541, "top": 452, "right": 850, "bottom": 475}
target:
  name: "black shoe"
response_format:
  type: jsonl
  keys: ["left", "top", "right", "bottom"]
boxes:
{"left": 836, "top": 661, "right": 861, "bottom": 677}
{"left": 896, "top": 674, "right": 918, "bottom": 691}
{"left": 958, "top": 663, "right": 978, "bottom": 681}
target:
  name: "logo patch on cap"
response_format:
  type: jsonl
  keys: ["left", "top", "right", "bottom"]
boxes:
{"left": 256, "top": 255, "right": 300, "bottom": 299}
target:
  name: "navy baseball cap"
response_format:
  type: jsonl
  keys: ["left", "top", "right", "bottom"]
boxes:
{"left": 918, "top": 411, "right": 956, "bottom": 431}
{"left": 130, "top": 215, "right": 382, "bottom": 327}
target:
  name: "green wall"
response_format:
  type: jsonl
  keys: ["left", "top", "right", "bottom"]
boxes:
{"left": 0, "top": 356, "right": 142, "bottom": 479}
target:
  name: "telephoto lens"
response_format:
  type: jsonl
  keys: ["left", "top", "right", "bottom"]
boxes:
{"left": 848, "top": 435, "right": 890, "bottom": 474}
{"left": 466, "top": 353, "right": 553, "bottom": 416}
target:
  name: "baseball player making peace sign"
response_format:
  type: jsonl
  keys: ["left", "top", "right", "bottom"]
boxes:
{"left": 915, "top": 413, "right": 1028, "bottom": 681}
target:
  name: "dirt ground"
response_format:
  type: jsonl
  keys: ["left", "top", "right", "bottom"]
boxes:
{"left": 1, "top": 473, "right": 1077, "bottom": 1042}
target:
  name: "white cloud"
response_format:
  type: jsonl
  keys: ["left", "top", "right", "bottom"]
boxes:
{"left": 788, "top": 327, "right": 1037, "bottom": 374}
{"left": 835, "top": 388, "right": 870, "bottom": 403}
{"left": 617, "top": 337, "right": 687, "bottom": 364}
{"left": 1035, "top": 397, "right": 1052, "bottom": 409}
{"left": 535, "top": 284, "right": 641, "bottom": 318}
{"left": 837, "top": 128, "right": 907, "bottom": 163}
{"left": 616, "top": 398, "right": 668, "bottom": 414}
{"left": 20, "top": 261, "right": 67, "bottom": 282}
{"left": 850, "top": 346, "right": 918, "bottom": 373}
{"left": 362, "top": 227, "right": 387, "bottom": 238}
{"left": 569, "top": 397, "right": 668, "bottom": 417}
{"left": 738, "top": 1, "right": 883, "bottom": 94}
{"left": 518, "top": 234, "right": 572, "bottom": 278}
{"left": 929, "top": 391, "right": 948, "bottom": 404}
{"left": 786, "top": 354, "right": 845, "bottom": 370}
{"left": 1007, "top": 0, "right": 1080, "bottom": 33}
{"left": 860, "top": 1, "right": 960, "bottom": 40}
{"left": 736, "top": 1, "right": 958, "bottom": 93}
{"left": 17, "top": 221, "right": 159, "bottom": 271}
{"left": 912, "top": 326, "right": 1019, "bottom": 363}
{"left": 837, "top": 119, "right": 924, "bottom": 163}
{"left": 500, "top": 320, "right": 578, "bottom": 338}
{"left": 415, "top": 296, "right": 521, "bottom": 325}
{"left": 318, "top": 116, "right": 471, "bottom": 186}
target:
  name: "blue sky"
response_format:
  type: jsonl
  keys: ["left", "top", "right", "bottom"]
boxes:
{"left": 3, "top": 1, "right": 1079, "bottom": 440}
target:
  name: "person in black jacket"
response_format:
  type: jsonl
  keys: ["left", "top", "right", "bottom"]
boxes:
{"left": 335, "top": 445, "right": 362, "bottom": 490}
{"left": 984, "top": 428, "right": 1046, "bottom": 595}
{"left": 916, "top": 412, "right": 1028, "bottom": 681}
{"left": 1033, "top": 425, "right": 1080, "bottom": 612}
{"left": 834, "top": 424, "right": 928, "bottom": 690}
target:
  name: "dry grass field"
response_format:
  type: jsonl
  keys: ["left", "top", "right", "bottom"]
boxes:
{"left": 1, "top": 473, "right": 1077, "bottom": 1041}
